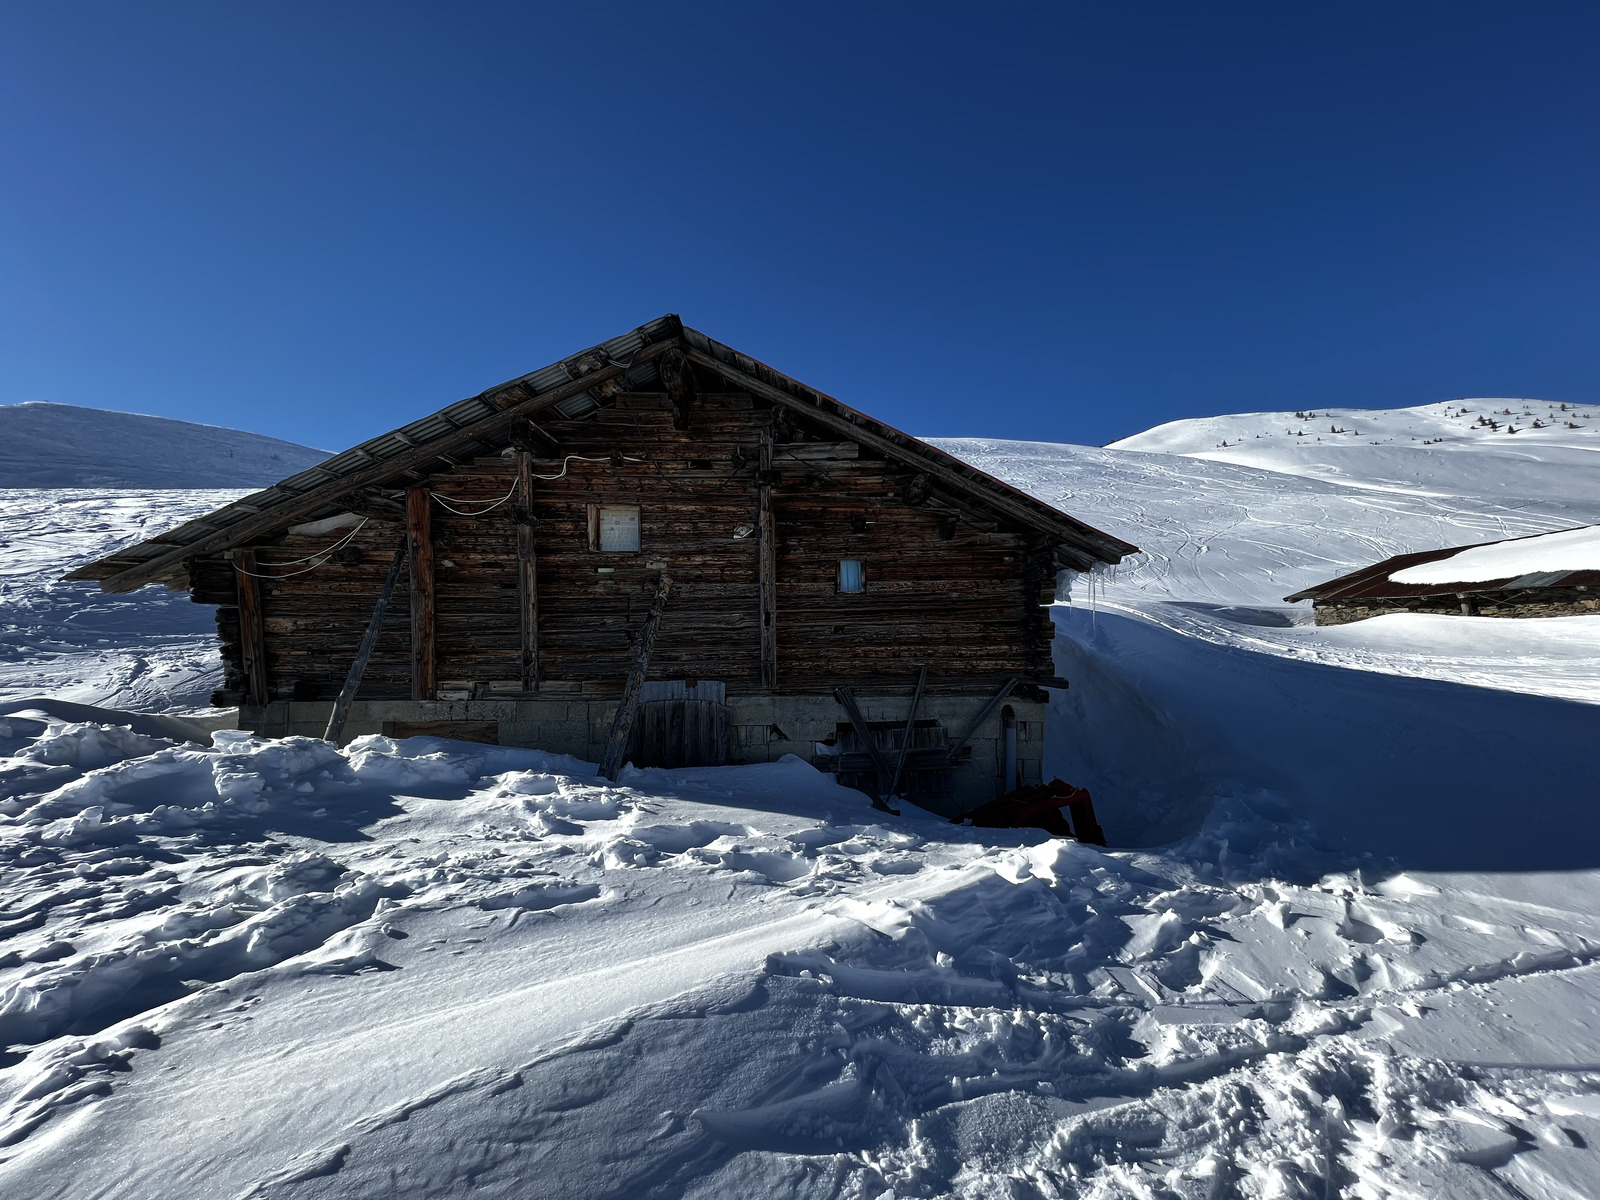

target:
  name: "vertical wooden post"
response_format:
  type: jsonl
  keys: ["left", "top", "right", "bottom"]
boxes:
{"left": 407, "top": 486, "right": 436, "bottom": 701}
{"left": 234, "top": 551, "right": 268, "bottom": 707}
{"left": 758, "top": 426, "right": 777, "bottom": 690}
{"left": 600, "top": 574, "right": 672, "bottom": 781}
{"left": 516, "top": 451, "right": 539, "bottom": 692}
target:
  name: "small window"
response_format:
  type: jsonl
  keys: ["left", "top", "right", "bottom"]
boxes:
{"left": 588, "top": 504, "right": 641, "bottom": 552}
{"left": 839, "top": 559, "right": 865, "bottom": 592}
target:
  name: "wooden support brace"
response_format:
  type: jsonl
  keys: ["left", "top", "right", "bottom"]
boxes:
{"left": 234, "top": 552, "right": 268, "bottom": 707}
{"left": 600, "top": 574, "right": 673, "bottom": 781}
{"left": 323, "top": 543, "right": 406, "bottom": 743}
{"left": 758, "top": 425, "right": 778, "bottom": 690}
{"left": 886, "top": 665, "right": 927, "bottom": 800}
{"left": 833, "top": 686, "right": 898, "bottom": 813}
{"left": 407, "top": 486, "right": 436, "bottom": 701}
{"left": 516, "top": 450, "right": 539, "bottom": 691}
{"left": 946, "top": 676, "right": 1020, "bottom": 760}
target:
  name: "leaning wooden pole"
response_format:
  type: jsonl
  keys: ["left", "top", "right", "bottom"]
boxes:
{"left": 323, "top": 544, "right": 406, "bottom": 744}
{"left": 599, "top": 574, "right": 673, "bottom": 781}
{"left": 885, "top": 665, "right": 927, "bottom": 802}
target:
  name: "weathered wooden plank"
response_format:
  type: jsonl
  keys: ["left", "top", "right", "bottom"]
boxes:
{"left": 324, "top": 543, "right": 407, "bottom": 742}
{"left": 235, "top": 553, "right": 268, "bottom": 706}
{"left": 600, "top": 574, "right": 672, "bottom": 781}
{"left": 408, "top": 486, "right": 436, "bottom": 701}
{"left": 516, "top": 450, "right": 540, "bottom": 691}
{"left": 759, "top": 425, "right": 777, "bottom": 689}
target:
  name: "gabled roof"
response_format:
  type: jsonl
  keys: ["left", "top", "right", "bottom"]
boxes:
{"left": 68, "top": 315, "right": 1137, "bottom": 593}
{"left": 1285, "top": 526, "right": 1600, "bottom": 603}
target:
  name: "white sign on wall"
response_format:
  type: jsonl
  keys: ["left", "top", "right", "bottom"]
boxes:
{"left": 597, "top": 505, "right": 641, "bottom": 552}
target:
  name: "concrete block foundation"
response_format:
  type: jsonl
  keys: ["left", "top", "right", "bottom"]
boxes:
{"left": 241, "top": 691, "right": 1046, "bottom": 814}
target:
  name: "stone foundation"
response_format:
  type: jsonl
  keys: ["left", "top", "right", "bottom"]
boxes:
{"left": 1314, "top": 592, "right": 1600, "bottom": 625}
{"left": 240, "top": 692, "right": 1046, "bottom": 814}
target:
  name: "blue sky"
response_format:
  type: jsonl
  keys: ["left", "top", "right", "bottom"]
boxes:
{"left": 1, "top": 3, "right": 1595, "bottom": 451}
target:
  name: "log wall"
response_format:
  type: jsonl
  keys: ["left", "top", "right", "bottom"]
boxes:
{"left": 194, "top": 393, "right": 1057, "bottom": 703}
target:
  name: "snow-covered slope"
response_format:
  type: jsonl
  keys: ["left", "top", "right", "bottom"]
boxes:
{"left": 0, "top": 490, "right": 247, "bottom": 711}
{"left": 0, "top": 402, "right": 329, "bottom": 488}
{"left": 1108, "top": 396, "right": 1600, "bottom": 501}
{"left": 2, "top": 403, "right": 1598, "bottom": 1199}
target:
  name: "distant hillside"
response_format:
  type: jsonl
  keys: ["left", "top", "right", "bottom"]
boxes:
{"left": 1106, "top": 397, "right": 1599, "bottom": 502}
{"left": 0, "top": 402, "right": 330, "bottom": 488}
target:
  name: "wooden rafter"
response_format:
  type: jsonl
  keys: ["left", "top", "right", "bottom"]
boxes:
{"left": 87, "top": 351, "right": 666, "bottom": 594}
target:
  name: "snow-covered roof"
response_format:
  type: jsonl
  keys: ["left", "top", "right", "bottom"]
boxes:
{"left": 1285, "top": 525, "right": 1600, "bottom": 603}
{"left": 1387, "top": 525, "right": 1600, "bottom": 586}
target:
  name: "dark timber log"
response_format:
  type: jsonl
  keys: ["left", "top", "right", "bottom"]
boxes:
{"left": 323, "top": 543, "right": 406, "bottom": 742}
{"left": 235, "top": 553, "right": 268, "bottom": 706}
{"left": 516, "top": 450, "right": 539, "bottom": 691}
{"left": 600, "top": 574, "right": 672, "bottom": 781}
{"left": 658, "top": 347, "right": 696, "bottom": 432}
{"left": 510, "top": 420, "right": 560, "bottom": 457}
{"left": 408, "top": 487, "right": 436, "bottom": 700}
{"left": 758, "top": 425, "right": 778, "bottom": 689}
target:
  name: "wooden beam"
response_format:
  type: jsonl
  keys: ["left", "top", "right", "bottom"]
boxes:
{"left": 510, "top": 419, "right": 560, "bottom": 457}
{"left": 92, "top": 349, "right": 671, "bottom": 594}
{"left": 407, "top": 487, "right": 436, "bottom": 701}
{"left": 516, "top": 450, "right": 539, "bottom": 692}
{"left": 658, "top": 347, "right": 696, "bottom": 431}
{"left": 600, "top": 574, "right": 672, "bottom": 781}
{"left": 946, "top": 676, "right": 1020, "bottom": 759}
{"left": 323, "top": 543, "right": 406, "bottom": 743}
{"left": 886, "top": 665, "right": 927, "bottom": 801}
{"left": 681, "top": 347, "right": 1126, "bottom": 560}
{"left": 235, "top": 552, "right": 268, "bottom": 708}
{"left": 833, "top": 686, "right": 897, "bottom": 813}
{"left": 924, "top": 487, "right": 1000, "bottom": 533}
{"left": 758, "top": 425, "right": 778, "bottom": 691}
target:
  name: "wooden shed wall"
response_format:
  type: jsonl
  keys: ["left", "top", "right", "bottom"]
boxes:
{"left": 195, "top": 393, "right": 1056, "bottom": 702}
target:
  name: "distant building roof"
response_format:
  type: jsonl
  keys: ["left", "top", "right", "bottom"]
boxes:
{"left": 1285, "top": 525, "right": 1600, "bottom": 603}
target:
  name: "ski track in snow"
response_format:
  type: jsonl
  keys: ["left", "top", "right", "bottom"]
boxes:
{"left": 1, "top": 403, "right": 1598, "bottom": 1198}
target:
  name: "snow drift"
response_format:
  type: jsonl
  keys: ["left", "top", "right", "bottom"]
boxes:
{"left": 2, "top": 399, "right": 1599, "bottom": 1197}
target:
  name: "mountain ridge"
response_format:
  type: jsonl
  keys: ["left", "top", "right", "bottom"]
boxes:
{"left": 0, "top": 401, "right": 331, "bottom": 488}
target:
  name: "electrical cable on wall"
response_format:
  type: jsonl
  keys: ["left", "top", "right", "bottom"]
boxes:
{"left": 430, "top": 454, "right": 647, "bottom": 516}
{"left": 232, "top": 518, "right": 371, "bottom": 579}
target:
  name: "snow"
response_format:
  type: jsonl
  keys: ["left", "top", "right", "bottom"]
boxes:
{"left": 0, "top": 490, "right": 250, "bottom": 712}
{"left": 1389, "top": 524, "right": 1600, "bottom": 585}
{"left": 0, "top": 402, "right": 329, "bottom": 488}
{"left": 1, "top": 402, "right": 1598, "bottom": 1197}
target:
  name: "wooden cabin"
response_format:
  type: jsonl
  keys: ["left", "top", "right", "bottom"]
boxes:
{"left": 67, "top": 316, "right": 1137, "bottom": 814}
{"left": 1286, "top": 526, "right": 1600, "bottom": 624}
